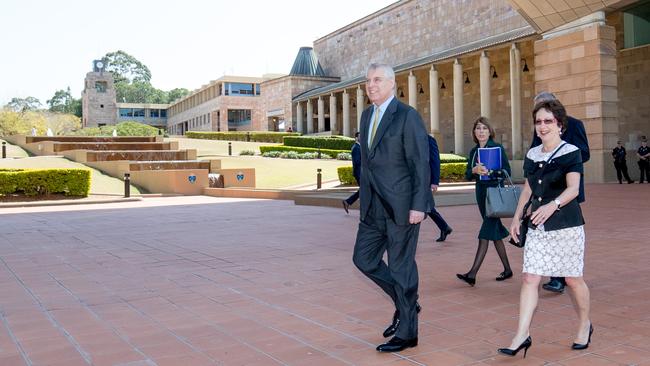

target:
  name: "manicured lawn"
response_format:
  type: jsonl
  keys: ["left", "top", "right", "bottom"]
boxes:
{"left": 169, "top": 137, "right": 352, "bottom": 189}
{"left": 0, "top": 141, "right": 142, "bottom": 195}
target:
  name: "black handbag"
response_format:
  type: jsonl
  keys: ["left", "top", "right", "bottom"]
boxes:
{"left": 509, "top": 200, "right": 532, "bottom": 248}
{"left": 486, "top": 170, "right": 521, "bottom": 218}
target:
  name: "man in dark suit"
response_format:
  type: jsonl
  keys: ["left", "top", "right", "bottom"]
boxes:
{"left": 427, "top": 135, "right": 453, "bottom": 241}
{"left": 352, "top": 63, "right": 432, "bottom": 353}
{"left": 342, "top": 132, "right": 361, "bottom": 213}
{"left": 530, "top": 92, "right": 590, "bottom": 294}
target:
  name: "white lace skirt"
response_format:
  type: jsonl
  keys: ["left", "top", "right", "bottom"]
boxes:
{"left": 522, "top": 225, "right": 585, "bottom": 277}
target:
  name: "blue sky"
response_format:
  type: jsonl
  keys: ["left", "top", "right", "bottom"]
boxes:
{"left": 0, "top": 0, "right": 395, "bottom": 106}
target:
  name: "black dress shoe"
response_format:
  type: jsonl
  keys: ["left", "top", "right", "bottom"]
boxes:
{"left": 382, "top": 303, "right": 421, "bottom": 338}
{"left": 572, "top": 324, "right": 593, "bottom": 350}
{"left": 542, "top": 278, "right": 565, "bottom": 293}
{"left": 341, "top": 200, "right": 349, "bottom": 214}
{"left": 376, "top": 336, "right": 418, "bottom": 352}
{"left": 496, "top": 270, "right": 513, "bottom": 281}
{"left": 456, "top": 273, "right": 476, "bottom": 286}
{"left": 436, "top": 227, "right": 453, "bottom": 242}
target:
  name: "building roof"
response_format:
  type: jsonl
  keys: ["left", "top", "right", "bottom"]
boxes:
{"left": 289, "top": 47, "right": 326, "bottom": 77}
{"left": 293, "top": 26, "right": 537, "bottom": 102}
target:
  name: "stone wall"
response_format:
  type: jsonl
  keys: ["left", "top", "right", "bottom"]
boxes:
{"left": 608, "top": 11, "right": 650, "bottom": 151}
{"left": 313, "top": 0, "right": 529, "bottom": 80}
{"left": 534, "top": 22, "right": 619, "bottom": 183}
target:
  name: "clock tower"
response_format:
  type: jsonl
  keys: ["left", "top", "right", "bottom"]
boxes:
{"left": 81, "top": 59, "right": 117, "bottom": 127}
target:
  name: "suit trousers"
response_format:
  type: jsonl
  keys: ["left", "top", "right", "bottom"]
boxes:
{"left": 427, "top": 208, "right": 449, "bottom": 231}
{"left": 614, "top": 161, "right": 632, "bottom": 183}
{"left": 353, "top": 193, "right": 420, "bottom": 339}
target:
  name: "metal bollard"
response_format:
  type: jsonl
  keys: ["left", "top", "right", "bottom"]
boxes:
{"left": 317, "top": 147, "right": 321, "bottom": 159}
{"left": 1, "top": 142, "right": 6, "bottom": 159}
{"left": 124, "top": 173, "right": 130, "bottom": 198}
{"left": 246, "top": 132, "right": 251, "bottom": 142}
{"left": 317, "top": 168, "right": 322, "bottom": 189}
{"left": 228, "top": 142, "right": 232, "bottom": 156}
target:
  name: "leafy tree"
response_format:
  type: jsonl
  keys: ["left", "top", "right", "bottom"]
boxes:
{"left": 44, "top": 112, "right": 81, "bottom": 135}
{"left": 0, "top": 108, "right": 47, "bottom": 135}
{"left": 102, "top": 50, "right": 152, "bottom": 84}
{"left": 5, "top": 97, "right": 42, "bottom": 113}
{"left": 116, "top": 81, "right": 168, "bottom": 104}
{"left": 167, "top": 88, "right": 190, "bottom": 103}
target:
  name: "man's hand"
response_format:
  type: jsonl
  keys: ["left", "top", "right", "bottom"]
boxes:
{"left": 430, "top": 184, "right": 438, "bottom": 193}
{"left": 409, "top": 210, "right": 425, "bottom": 224}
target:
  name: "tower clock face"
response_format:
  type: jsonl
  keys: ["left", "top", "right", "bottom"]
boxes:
{"left": 96, "top": 61, "right": 104, "bottom": 69}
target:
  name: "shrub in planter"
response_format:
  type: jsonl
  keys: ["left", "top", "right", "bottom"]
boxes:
{"left": 337, "top": 166, "right": 357, "bottom": 185}
{"left": 262, "top": 151, "right": 282, "bottom": 158}
{"left": 283, "top": 135, "right": 355, "bottom": 150}
{"left": 0, "top": 168, "right": 91, "bottom": 197}
{"left": 239, "top": 149, "right": 255, "bottom": 156}
{"left": 337, "top": 152, "right": 352, "bottom": 160}
{"left": 259, "top": 145, "right": 347, "bottom": 156}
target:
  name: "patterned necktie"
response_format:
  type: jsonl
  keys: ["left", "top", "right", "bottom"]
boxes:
{"left": 369, "top": 106, "right": 380, "bottom": 147}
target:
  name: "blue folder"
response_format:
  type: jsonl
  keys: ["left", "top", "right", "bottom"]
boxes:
{"left": 478, "top": 147, "right": 502, "bottom": 180}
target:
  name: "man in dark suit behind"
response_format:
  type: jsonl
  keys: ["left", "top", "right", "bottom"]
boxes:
{"left": 352, "top": 63, "right": 432, "bottom": 353}
{"left": 530, "top": 91, "right": 590, "bottom": 294}
{"left": 427, "top": 135, "right": 453, "bottom": 241}
{"left": 342, "top": 132, "right": 361, "bottom": 213}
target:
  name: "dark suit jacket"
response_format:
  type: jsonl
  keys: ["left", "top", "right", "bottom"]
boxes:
{"left": 359, "top": 98, "right": 432, "bottom": 225}
{"left": 428, "top": 135, "right": 441, "bottom": 185}
{"left": 530, "top": 115, "right": 590, "bottom": 202}
{"left": 351, "top": 142, "right": 361, "bottom": 184}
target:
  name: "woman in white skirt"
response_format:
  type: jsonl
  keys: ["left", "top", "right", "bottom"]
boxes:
{"left": 498, "top": 99, "right": 592, "bottom": 358}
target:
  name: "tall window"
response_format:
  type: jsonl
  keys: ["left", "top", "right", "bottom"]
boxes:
{"left": 624, "top": 2, "right": 650, "bottom": 48}
{"left": 150, "top": 109, "right": 160, "bottom": 118}
{"left": 160, "top": 109, "right": 167, "bottom": 118}
{"left": 133, "top": 109, "right": 145, "bottom": 117}
{"left": 228, "top": 109, "right": 252, "bottom": 127}
{"left": 119, "top": 108, "right": 132, "bottom": 117}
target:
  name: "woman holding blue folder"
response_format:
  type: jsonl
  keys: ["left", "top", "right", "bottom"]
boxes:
{"left": 457, "top": 117, "right": 513, "bottom": 286}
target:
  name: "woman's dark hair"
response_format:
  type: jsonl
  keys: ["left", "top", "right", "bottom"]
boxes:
{"left": 471, "top": 116, "right": 496, "bottom": 144}
{"left": 532, "top": 99, "right": 567, "bottom": 133}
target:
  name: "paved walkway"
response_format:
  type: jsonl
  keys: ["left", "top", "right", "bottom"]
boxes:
{"left": 0, "top": 184, "right": 648, "bottom": 366}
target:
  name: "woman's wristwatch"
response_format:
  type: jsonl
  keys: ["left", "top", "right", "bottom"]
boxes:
{"left": 553, "top": 198, "right": 562, "bottom": 210}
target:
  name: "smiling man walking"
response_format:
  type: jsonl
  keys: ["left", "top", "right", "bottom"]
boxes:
{"left": 352, "top": 63, "right": 431, "bottom": 353}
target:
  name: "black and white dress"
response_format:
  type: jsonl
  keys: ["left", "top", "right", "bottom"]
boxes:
{"left": 522, "top": 142, "right": 586, "bottom": 277}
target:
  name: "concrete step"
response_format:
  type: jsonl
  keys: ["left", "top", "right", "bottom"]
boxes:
{"left": 26, "top": 136, "right": 160, "bottom": 143}
{"left": 293, "top": 189, "right": 477, "bottom": 209}
{"left": 129, "top": 160, "right": 210, "bottom": 171}
{"left": 53, "top": 142, "right": 173, "bottom": 152}
{"left": 86, "top": 150, "right": 191, "bottom": 162}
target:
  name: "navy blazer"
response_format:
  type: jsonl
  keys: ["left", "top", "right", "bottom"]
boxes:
{"left": 358, "top": 98, "right": 432, "bottom": 225}
{"left": 428, "top": 135, "right": 441, "bottom": 185}
{"left": 351, "top": 142, "right": 361, "bottom": 183}
{"left": 530, "top": 115, "right": 590, "bottom": 202}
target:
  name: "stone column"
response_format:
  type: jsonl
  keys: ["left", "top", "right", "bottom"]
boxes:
{"left": 453, "top": 59, "right": 464, "bottom": 155}
{"left": 342, "top": 90, "right": 351, "bottom": 137}
{"left": 510, "top": 44, "right": 522, "bottom": 159}
{"left": 356, "top": 86, "right": 364, "bottom": 126}
{"left": 534, "top": 13, "right": 617, "bottom": 183}
{"left": 296, "top": 101, "right": 303, "bottom": 134}
{"left": 480, "top": 51, "right": 491, "bottom": 120}
{"left": 306, "top": 99, "right": 313, "bottom": 134}
{"left": 408, "top": 71, "right": 417, "bottom": 109}
{"left": 429, "top": 65, "right": 441, "bottom": 148}
{"left": 329, "top": 93, "right": 337, "bottom": 134}
{"left": 317, "top": 96, "right": 325, "bottom": 133}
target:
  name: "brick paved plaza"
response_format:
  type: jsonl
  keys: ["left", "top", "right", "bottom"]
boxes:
{"left": 0, "top": 185, "right": 649, "bottom": 365}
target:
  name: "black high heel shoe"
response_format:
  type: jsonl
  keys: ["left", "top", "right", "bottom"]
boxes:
{"left": 456, "top": 273, "right": 476, "bottom": 287}
{"left": 496, "top": 270, "right": 513, "bottom": 281}
{"left": 572, "top": 324, "right": 593, "bottom": 350}
{"left": 498, "top": 336, "right": 532, "bottom": 358}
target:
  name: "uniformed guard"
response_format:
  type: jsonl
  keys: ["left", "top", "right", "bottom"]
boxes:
{"left": 638, "top": 138, "right": 650, "bottom": 183}
{"left": 612, "top": 140, "right": 633, "bottom": 184}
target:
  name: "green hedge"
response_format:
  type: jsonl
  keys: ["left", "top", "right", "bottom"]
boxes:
{"left": 69, "top": 121, "right": 162, "bottom": 137}
{"left": 337, "top": 162, "right": 467, "bottom": 185}
{"left": 186, "top": 131, "right": 300, "bottom": 143}
{"left": 259, "top": 145, "right": 348, "bottom": 156}
{"left": 337, "top": 166, "right": 358, "bottom": 185}
{"left": 283, "top": 135, "right": 355, "bottom": 150}
{"left": 439, "top": 154, "right": 467, "bottom": 163}
{"left": 0, "top": 169, "right": 91, "bottom": 197}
